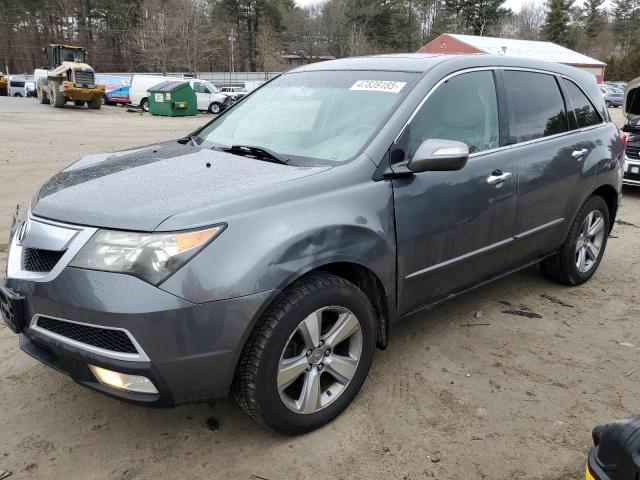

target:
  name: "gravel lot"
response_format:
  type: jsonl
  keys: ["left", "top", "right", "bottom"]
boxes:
{"left": 0, "top": 97, "right": 639, "bottom": 480}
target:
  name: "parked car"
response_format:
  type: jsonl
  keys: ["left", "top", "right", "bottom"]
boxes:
{"left": 8, "top": 76, "right": 35, "bottom": 97}
{"left": 104, "top": 85, "right": 130, "bottom": 105}
{"left": 0, "top": 55, "right": 624, "bottom": 434}
{"left": 605, "top": 81, "right": 627, "bottom": 91}
{"left": 189, "top": 79, "right": 228, "bottom": 113}
{"left": 622, "top": 77, "right": 640, "bottom": 186}
{"left": 599, "top": 86, "right": 624, "bottom": 107}
{"left": 25, "top": 79, "right": 35, "bottom": 97}
{"left": 129, "top": 75, "right": 226, "bottom": 113}
{"left": 220, "top": 86, "right": 248, "bottom": 101}
{"left": 96, "top": 74, "right": 131, "bottom": 105}
{"left": 9, "top": 78, "right": 25, "bottom": 97}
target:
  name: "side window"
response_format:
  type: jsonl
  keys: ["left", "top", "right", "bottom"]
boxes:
{"left": 192, "top": 82, "right": 206, "bottom": 94}
{"left": 563, "top": 79, "right": 602, "bottom": 129}
{"left": 408, "top": 71, "right": 499, "bottom": 155}
{"left": 502, "top": 71, "right": 568, "bottom": 143}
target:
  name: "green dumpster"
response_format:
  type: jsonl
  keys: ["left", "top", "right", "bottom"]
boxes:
{"left": 147, "top": 80, "right": 197, "bottom": 117}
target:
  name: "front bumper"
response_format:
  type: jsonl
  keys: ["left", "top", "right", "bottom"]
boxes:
{"left": 60, "top": 81, "right": 105, "bottom": 101}
{"left": 623, "top": 154, "right": 640, "bottom": 186}
{"left": 2, "top": 269, "right": 275, "bottom": 407}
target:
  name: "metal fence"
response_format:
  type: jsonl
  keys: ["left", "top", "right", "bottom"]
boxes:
{"left": 99, "top": 71, "right": 281, "bottom": 86}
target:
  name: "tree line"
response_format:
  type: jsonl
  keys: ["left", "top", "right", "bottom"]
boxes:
{"left": 0, "top": 0, "right": 638, "bottom": 80}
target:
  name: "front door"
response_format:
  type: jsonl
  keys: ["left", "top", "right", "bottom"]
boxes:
{"left": 392, "top": 70, "right": 517, "bottom": 316}
{"left": 191, "top": 81, "right": 210, "bottom": 111}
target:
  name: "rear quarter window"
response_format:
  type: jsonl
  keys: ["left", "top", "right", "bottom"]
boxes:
{"left": 502, "top": 70, "right": 568, "bottom": 144}
{"left": 562, "top": 79, "right": 602, "bottom": 129}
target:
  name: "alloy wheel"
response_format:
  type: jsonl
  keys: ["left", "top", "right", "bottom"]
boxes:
{"left": 277, "top": 306, "right": 363, "bottom": 415}
{"left": 575, "top": 210, "right": 605, "bottom": 273}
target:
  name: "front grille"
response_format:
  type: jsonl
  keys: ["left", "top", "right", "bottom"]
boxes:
{"left": 625, "top": 170, "right": 640, "bottom": 182}
{"left": 74, "top": 70, "right": 94, "bottom": 87}
{"left": 627, "top": 146, "right": 640, "bottom": 160}
{"left": 35, "top": 316, "right": 138, "bottom": 354}
{"left": 23, "top": 248, "right": 65, "bottom": 272}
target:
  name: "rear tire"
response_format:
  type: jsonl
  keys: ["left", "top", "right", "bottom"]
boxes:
{"left": 38, "top": 84, "right": 50, "bottom": 104}
{"left": 50, "top": 81, "right": 66, "bottom": 108}
{"left": 605, "top": 100, "right": 612, "bottom": 108}
{"left": 233, "top": 272, "right": 377, "bottom": 434}
{"left": 88, "top": 96, "right": 101, "bottom": 109}
{"left": 540, "top": 195, "right": 610, "bottom": 285}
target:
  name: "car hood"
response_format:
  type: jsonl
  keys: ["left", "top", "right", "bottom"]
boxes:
{"left": 33, "top": 141, "right": 330, "bottom": 231}
{"left": 624, "top": 77, "right": 640, "bottom": 118}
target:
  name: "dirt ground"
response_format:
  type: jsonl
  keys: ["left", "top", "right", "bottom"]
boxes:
{"left": 0, "top": 97, "right": 638, "bottom": 480}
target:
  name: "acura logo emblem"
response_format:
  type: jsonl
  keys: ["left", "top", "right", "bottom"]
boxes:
{"left": 17, "top": 220, "right": 30, "bottom": 245}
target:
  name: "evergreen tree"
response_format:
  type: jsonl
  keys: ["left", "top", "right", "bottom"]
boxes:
{"left": 542, "top": 0, "right": 572, "bottom": 46}
{"left": 582, "top": 0, "right": 606, "bottom": 40}
{"left": 611, "top": 0, "right": 640, "bottom": 54}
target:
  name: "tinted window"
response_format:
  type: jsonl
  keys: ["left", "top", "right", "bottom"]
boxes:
{"left": 408, "top": 71, "right": 499, "bottom": 155}
{"left": 503, "top": 71, "right": 567, "bottom": 143}
{"left": 563, "top": 79, "right": 601, "bottom": 129}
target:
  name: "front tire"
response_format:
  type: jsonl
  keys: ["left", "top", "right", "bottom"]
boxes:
{"left": 208, "top": 102, "right": 222, "bottom": 114}
{"left": 140, "top": 98, "right": 149, "bottom": 112}
{"left": 233, "top": 273, "right": 377, "bottom": 434}
{"left": 541, "top": 195, "right": 610, "bottom": 285}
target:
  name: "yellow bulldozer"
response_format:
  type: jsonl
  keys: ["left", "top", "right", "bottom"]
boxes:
{"left": 0, "top": 72, "right": 7, "bottom": 96}
{"left": 35, "top": 44, "right": 104, "bottom": 109}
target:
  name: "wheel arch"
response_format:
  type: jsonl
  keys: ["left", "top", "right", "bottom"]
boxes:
{"left": 229, "top": 260, "right": 392, "bottom": 390}
{"left": 591, "top": 184, "right": 619, "bottom": 232}
{"left": 313, "top": 262, "right": 391, "bottom": 349}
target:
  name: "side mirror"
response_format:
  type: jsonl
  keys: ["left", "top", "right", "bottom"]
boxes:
{"left": 408, "top": 139, "right": 469, "bottom": 173}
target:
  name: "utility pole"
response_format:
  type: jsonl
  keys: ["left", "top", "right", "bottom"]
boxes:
{"left": 228, "top": 29, "right": 237, "bottom": 75}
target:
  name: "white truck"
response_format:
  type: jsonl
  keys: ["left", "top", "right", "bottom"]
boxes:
{"left": 129, "top": 75, "right": 227, "bottom": 113}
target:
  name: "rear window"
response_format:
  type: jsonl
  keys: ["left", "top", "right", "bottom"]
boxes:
{"left": 503, "top": 71, "right": 568, "bottom": 144}
{"left": 563, "top": 79, "right": 602, "bottom": 129}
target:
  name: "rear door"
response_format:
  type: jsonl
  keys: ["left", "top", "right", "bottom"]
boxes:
{"left": 392, "top": 70, "right": 518, "bottom": 316}
{"left": 501, "top": 70, "right": 601, "bottom": 269}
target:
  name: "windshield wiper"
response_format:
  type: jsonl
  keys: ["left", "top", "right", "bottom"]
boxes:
{"left": 177, "top": 134, "right": 197, "bottom": 146}
{"left": 218, "top": 145, "right": 289, "bottom": 165}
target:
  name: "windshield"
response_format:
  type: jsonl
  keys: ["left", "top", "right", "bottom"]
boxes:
{"left": 195, "top": 70, "right": 417, "bottom": 165}
{"left": 203, "top": 81, "right": 218, "bottom": 93}
{"left": 59, "top": 47, "right": 85, "bottom": 63}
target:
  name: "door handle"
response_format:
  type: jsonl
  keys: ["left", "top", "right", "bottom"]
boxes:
{"left": 572, "top": 148, "right": 588, "bottom": 160}
{"left": 486, "top": 170, "right": 513, "bottom": 185}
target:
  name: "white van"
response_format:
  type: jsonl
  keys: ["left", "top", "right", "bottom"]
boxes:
{"left": 130, "top": 75, "right": 226, "bottom": 113}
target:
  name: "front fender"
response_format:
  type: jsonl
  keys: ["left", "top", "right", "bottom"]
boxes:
{"left": 159, "top": 179, "right": 396, "bottom": 306}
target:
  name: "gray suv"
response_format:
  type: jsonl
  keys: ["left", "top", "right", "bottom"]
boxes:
{"left": 0, "top": 54, "right": 625, "bottom": 434}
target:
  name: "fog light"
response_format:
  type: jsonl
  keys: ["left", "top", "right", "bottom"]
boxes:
{"left": 89, "top": 365, "right": 158, "bottom": 394}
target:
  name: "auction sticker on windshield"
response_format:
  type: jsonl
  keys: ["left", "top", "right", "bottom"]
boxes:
{"left": 350, "top": 80, "right": 406, "bottom": 93}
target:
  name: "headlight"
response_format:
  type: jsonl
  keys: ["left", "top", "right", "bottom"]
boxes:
{"left": 70, "top": 225, "right": 225, "bottom": 284}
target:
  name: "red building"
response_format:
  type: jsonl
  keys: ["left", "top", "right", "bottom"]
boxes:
{"left": 419, "top": 33, "right": 606, "bottom": 83}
